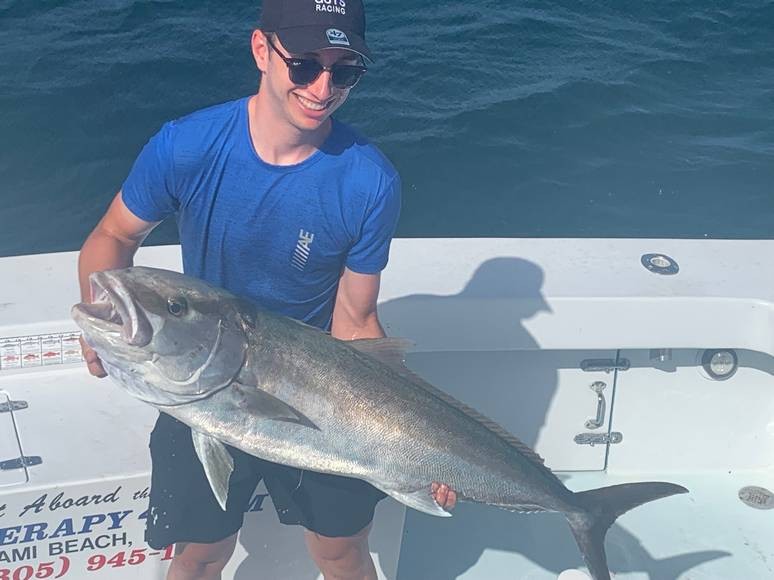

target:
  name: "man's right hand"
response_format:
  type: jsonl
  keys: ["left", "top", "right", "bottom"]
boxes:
{"left": 77, "top": 191, "right": 159, "bottom": 379}
{"left": 80, "top": 336, "right": 107, "bottom": 378}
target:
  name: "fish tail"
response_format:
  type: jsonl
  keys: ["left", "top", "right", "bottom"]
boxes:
{"left": 565, "top": 482, "right": 688, "bottom": 580}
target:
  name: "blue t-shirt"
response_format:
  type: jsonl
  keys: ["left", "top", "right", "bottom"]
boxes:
{"left": 121, "top": 97, "right": 401, "bottom": 330}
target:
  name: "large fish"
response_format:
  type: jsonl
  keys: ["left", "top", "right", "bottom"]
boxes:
{"left": 72, "top": 266, "right": 688, "bottom": 580}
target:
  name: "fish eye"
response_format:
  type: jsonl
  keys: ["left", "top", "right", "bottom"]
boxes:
{"left": 167, "top": 297, "right": 188, "bottom": 317}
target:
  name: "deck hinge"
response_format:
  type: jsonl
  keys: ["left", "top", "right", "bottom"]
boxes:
{"left": 0, "top": 400, "right": 28, "bottom": 413}
{"left": 0, "top": 456, "right": 42, "bottom": 471}
{"left": 574, "top": 432, "right": 623, "bottom": 446}
{"left": 581, "top": 359, "right": 630, "bottom": 373}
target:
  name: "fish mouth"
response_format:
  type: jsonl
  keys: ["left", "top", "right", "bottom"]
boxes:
{"left": 72, "top": 271, "right": 152, "bottom": 348}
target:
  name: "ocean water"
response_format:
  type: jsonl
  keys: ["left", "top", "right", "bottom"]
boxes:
{"left": 1, "top": 0, "right": 773, "bottom": 257}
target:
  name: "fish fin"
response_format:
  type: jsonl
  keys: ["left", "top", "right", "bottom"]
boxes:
{"left": 232, "top": 382, "right": 319, "bottom": 430}
{"left": 567, "top": 482, "right": 689, "bottom": 580}
{"left": 501, "top": 504, "right": 547, "bottom": 513}
{"left": 347, "top": 337, "right": 415, "bottom": 370}
{"left": 412, "top": 380, "right": 551, "bottom": 473}
{"left": 191, "top": 430, "right": 234, "bottom": 511}
{"left": 413, "top": 382, "right": 550, "bottom": 471}
{"left": 348, "top": 338, "right": 559, "bottom": 485}
{"left": 382, "top": 487, "right": 453, "bottom": 518}
{"left": 350, "top": 339, "right": 555, "bottom": 478}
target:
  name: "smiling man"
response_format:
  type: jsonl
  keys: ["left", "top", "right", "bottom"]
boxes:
{"left": 77, "top": 1, "right": 455, "bottom": 579}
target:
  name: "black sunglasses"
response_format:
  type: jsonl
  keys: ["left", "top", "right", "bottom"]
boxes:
{"left": 267, "top": 37, "right": 367, "bottom": 89}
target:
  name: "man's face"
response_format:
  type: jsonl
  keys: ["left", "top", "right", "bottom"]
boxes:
{"left": 255, "top": 32, "right": 361, "bottom": 133}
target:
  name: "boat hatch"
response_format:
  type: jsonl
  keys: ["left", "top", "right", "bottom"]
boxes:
{"left": 0, "top": 390, "right": 30, "bottom": 486}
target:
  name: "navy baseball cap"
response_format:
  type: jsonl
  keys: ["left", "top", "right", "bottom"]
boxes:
{"left": 260, "top": 0, "right": 372, "bottom": 61}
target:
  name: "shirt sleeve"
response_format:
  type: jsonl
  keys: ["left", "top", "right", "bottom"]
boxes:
{"left": 121, "top": 122, "right": 179, "bottom": 222}
{"left": 345, "top": 174, "right": 402, "bottom": 274}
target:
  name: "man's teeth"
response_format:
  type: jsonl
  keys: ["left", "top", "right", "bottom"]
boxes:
{"left": 297, "top": 95, "right": 329, "bottom": 111}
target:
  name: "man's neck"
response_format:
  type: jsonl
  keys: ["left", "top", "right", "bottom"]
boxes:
{"left": 248, "top": 93, "right": 331, "bottom": 166}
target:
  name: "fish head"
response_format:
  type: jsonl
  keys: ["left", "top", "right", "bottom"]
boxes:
{"left": 71, "top": 267, "right": 248, "bottom": 406}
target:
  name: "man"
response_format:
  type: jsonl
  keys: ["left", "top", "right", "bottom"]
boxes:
{"left": 78, "top": 1, "right": 456, "bottom": 579}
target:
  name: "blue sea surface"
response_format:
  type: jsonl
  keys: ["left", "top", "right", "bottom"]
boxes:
{"left": 1, "top": 0, "right": 773, "bottom": 256}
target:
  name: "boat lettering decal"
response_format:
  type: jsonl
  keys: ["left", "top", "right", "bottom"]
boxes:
{"left": 0, "top": 485, "right": 267, "bottom": 575}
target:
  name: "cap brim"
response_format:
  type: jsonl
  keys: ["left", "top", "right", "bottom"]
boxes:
{"left": 276, "top": 26, "right": 372, "bottom": 62}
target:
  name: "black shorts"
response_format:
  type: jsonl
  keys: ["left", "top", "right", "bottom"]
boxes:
{"left": 145, "top": 412, "right": 386, "bottom": 549}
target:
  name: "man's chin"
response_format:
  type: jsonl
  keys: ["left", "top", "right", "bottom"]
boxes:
{"left": 291, "top": 116, "right": 332, "bottom": 137}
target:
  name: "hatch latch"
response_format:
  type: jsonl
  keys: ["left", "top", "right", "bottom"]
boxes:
{"left": 0, "top": 456, "right": 42, "bottom": 471}
{"left": 0, "top": 400, "right": 28, "bottom": 413}
{"left": 574, "top": 432, "right": 623, "bottom": 447}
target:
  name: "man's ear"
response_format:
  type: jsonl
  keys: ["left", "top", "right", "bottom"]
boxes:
{"left": 252, "top": 29, "right": 270, "bottom": 74}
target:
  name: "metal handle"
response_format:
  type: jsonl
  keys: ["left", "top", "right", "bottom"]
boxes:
{"left": 0, "top": 456, "right": 42, "bottom": 471}
{"left": 581, "top": 358, "right": 630, "bottom": 373}
{"left": 0, "top": 400, "right": 27, "bottom": 413}
{"left": 585, "top": 381, "right": 607, "bottom": 430}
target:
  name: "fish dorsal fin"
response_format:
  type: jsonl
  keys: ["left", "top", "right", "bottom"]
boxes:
{"left": 347, "top": 338, "right": 554, "bottom": 474}
{"left": 408, "top": 372, "right": 551, "bottom": 470}
{"left": 347, "top": 337, "right": 415, "bottom": 370}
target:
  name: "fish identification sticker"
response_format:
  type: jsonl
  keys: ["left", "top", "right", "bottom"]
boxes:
{"left": 0, "top": 332, "right": 84, "bottom": 371}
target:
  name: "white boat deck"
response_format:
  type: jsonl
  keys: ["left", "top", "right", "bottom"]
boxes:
{"left": 1, "top": 238, "right": 773, "bottom": 579}
{"left": 400, "top": 469, "right": 774, "bottom": 579}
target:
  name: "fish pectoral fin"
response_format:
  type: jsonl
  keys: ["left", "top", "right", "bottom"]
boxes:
{"left": 233, "top": 382, "right": 319, "bottom": 430}
{"left": 384, "top": 488, "right": 453, "bottom": 518}
{"left": 191, "top": 430, "right": 234, "bottom": 512}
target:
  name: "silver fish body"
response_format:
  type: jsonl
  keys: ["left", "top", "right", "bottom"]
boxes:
{"left": 174, "top": 311, "right": 576, "bottom": 514}
{"left": 72, "top": 267, "right": 688, "bottom": 580}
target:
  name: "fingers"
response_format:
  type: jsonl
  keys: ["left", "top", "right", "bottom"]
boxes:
{"left": 86, "top": 358, "right": 108, "bottom": 378}
{"left": 80, "top": 336, "right": 107, "bottom": 378}
{"left": 430, "top": 482, "right": 458, "bottom": 511}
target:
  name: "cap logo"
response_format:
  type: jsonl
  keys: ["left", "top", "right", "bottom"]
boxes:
{"left": 326, "top": 28, "right": 350, "bottom": 46}
{"left": 315, "top": 0, "right": 346, "bottom": 15}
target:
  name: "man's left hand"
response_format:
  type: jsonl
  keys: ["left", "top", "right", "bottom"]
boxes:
{"left": 431, "top": 482, "right": 457, "bottom": 511}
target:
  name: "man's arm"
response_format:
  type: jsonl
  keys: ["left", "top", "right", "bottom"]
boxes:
{"left": 78, "top": 191, "right": 159, "bottom": 377}
{"left": 330, "top": 267, "right": 457, "bottom": 510}
{"left": 330, "top": 268, "right": 385, "bottom": 341}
